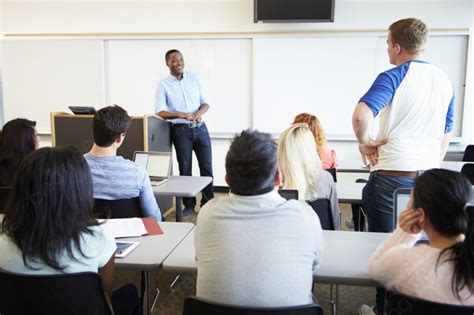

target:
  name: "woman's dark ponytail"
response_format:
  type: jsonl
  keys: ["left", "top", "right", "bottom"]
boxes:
{"left": 448, "top": 205, "right": 474, "bottom": 300}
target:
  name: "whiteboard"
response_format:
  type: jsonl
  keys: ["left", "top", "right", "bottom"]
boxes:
{"left": 253, "top": 34, "right": 468, "bottom": 138}
{"left": 106, "top": 39, "right": 252, "bottom": 134}
{"left": 2, "top": 40, "right": 105, "bottom": 133}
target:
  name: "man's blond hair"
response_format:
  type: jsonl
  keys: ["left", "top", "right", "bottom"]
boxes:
{"left": 389, "top": 18, "right": 428, "bottom": 55}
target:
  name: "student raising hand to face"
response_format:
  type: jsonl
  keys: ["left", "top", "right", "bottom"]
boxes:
{"left": 398, "top": 208, "right": 423, "bottom": 234}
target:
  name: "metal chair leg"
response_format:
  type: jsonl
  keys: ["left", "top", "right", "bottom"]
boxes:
{"left": 150, "top": 288, "right": 160, "bottom": 313}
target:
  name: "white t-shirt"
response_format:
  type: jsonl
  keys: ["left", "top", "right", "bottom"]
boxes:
{"left": 0, "top": 225, "right": 116, "bottom": 274}
{"left": 360, "top": 60, "right": 454, "bottom": 171}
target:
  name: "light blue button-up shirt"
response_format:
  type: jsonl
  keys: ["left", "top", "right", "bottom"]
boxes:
{"left": 155, "top": 71, "right": 208, "bottom": 124}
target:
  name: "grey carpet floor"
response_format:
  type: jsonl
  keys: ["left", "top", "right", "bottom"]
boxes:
{"left": 114, "top": 201, "right": 376, "bottom": 315}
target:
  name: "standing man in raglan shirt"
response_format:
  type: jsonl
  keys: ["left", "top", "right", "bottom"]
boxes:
{"left": 353, "top": 18, "right": 454, "bottom": 315}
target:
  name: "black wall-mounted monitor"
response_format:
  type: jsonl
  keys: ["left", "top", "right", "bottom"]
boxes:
{"left": 254, "top": 0, "right": 335, "bottom": 23}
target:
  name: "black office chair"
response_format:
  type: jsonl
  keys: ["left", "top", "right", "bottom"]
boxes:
{"left": 0, "top": 186, "right": 12, "bottom": 214}
{"left": 325, "top": 168, "right": 337, "bottom": 182}
{"left": 0, "top": 270, "right": 113, "bottom": 315}
{"left": 385, "top": 292, "right": 474, "bottom": 315}
{"left": 307, "top": 198, "right": 334, "bottom": 231}
{"left": 94, "top": 197, "right": 143, "bottom": 219}
{"left": 182, "top": 296, "right": 323, "bottom": 315}
{"left": 460, "top": 163, "right": 474, "bottom": 185}
{"left": 462, "top": 145, "right": 474, "bottom": 162}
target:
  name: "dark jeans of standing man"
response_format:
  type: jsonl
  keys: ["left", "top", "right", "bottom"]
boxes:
{"left": 362, "top": 171, "right": 415, "bottom": 313}
{"left": 171, "top": 122, "right": 214, "bottom": 211}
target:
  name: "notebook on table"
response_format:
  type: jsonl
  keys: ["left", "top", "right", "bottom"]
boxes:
{"left": 133, "top": 151, "right": 172, "bottom": 186}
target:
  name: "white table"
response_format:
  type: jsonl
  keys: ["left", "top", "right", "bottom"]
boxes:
{"left": 162, "top": 229, "right": 388, "bottom": 287}
{"left": 338, "top": 160, "right": 468, "bottom": 173}
{"left": 336, "top": 182, "right": 364, "bottom": 203}
{"left": 153, "top": 176, "right": 212, "bottom": 221}
{"left": 116, "top": 222, "right": 194, "bottom": 315}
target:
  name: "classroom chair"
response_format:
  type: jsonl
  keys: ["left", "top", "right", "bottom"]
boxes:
{"left": 385, "top": 292, "right": 474, "bottom": 315}
{"left": 462, "top": 145, "right": 474, "bottom": 162}
{"left": 94, "top": 197, "right": 143, "bottom": 219}
{"left": 0, "top": 270, "right": 113, "bottom": 315}
{"left": 307, "top": 198, "right": 334, "bottom": 230}
{"left": 460, "top": 163, "right": 474, "bottom": 185}
{"left": 182, "top": 296, "right": 323, "bottom": 315}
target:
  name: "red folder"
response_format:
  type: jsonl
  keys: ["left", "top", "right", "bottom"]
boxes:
{"left": 141, "top": 218, "right": 164, "bottom": 236}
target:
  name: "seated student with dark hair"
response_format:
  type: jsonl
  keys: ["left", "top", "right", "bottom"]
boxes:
{"left": 369, "top": 169, "right": 474, "bottom": 305}
{"left": 0, "top": 118, "right": 39, "bottom": 186}
{"left": 195, "top": 129, "right": 324, "bottom": 307}
{"left": 84, "top": 105, "right": 161, "bottom": 221}
{"left": 0, "top": 146, "right": 140, "bottom": 315}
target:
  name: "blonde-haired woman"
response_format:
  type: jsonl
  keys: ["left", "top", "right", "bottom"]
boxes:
{"left": 293, "top": 113, "right": 338, "bottom": 170}
{"left": 278, "top": 123, "right": 340, "bottom": 229}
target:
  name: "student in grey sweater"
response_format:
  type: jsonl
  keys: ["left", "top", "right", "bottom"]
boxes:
{"left": 195, "top": 129, "right": 324, "bottom": 307}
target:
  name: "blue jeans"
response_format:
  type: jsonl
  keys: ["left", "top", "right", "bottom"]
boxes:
{"left": 171, "top": 122, "right": 214, "bottom": 209}
{"left": 362, "top": 172, "right": 415, "bottom": 312}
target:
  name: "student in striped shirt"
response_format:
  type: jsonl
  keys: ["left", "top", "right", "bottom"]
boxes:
{"left": 84, "top": 105, "right": 162, "bottom": 221}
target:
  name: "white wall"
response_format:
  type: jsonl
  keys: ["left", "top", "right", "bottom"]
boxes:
{"left": 3, "top": 0, "right": 474, "bottom": 186}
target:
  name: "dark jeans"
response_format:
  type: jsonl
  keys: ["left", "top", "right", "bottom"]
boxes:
{"left": 171, "top": 122, "right": 214, "bottom": 209}
{"left": 362, "top": 172, "right": 415, "bottom": 312}
{"left": 112, "top": 284, "right": 141, "bottom": 315}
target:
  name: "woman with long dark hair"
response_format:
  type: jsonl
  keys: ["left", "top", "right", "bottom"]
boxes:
{"left": 0, "top": 118, "right": 39, "bottom": 186}
{"left": 0, "top": 146, "right": 140, "bottom": 314}
{"left": 369, "top": 168, "right": 474, "bottom": 305}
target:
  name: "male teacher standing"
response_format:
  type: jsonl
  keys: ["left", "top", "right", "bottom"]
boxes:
{"left": 352, "top": 18, "right": 454, "bottom": 315}
{"left": 155, "top": 49, "right": 214, "bottom": 218}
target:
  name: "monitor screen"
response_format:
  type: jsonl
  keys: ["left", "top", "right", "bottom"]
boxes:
{"left": 254, "top": 0, "right": 335, "bottom": 23}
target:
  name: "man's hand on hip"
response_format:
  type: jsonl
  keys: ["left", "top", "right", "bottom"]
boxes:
{"left": 358, "top": 139, "right": 388, "bottom": 166}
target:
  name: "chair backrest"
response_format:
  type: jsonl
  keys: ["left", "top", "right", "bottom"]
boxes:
{"left": 385, "top": 292, "right": 474, "bottom": 315}
{"left": 460, "top": 163, "right": 474, "bottom": 185}
{"left": 462, "top": 145, "right": 474, "bottom": 162}
{"left": 325, "top": 168, "right": 337, "bottom": 182}
{"left": 0, "top": 270, "right": 113, "bottom": 315}
{"left": 94, "top": 197, "right": 143, "bottom": 219}
{"left": 307, "top": 198, "right": 334, "bottom": 230}
{"left": 278, "top": 189, "right": 299, "bottom": 201}
{"left": 0, "top": 186, "right": 13, "bottom": 214}
{"left": 183, "top": 296, "right": 323, "bottom": 315}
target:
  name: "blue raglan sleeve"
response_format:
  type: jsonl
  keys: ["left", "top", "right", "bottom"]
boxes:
{"left": 359, "top": 63, "right": 410, "bottom": 116}
{"left": 445, "top": 92, "right": 455, "bottom": 133}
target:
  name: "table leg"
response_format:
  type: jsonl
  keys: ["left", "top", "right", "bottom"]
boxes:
{"left": 146, "top": 271, "right": 151, "bottom": 315}
{"left": 175, "top": 196, "right": 182, "bottom": 222}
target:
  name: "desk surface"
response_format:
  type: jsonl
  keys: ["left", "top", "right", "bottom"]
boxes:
{"left": 338, "top": 160, "right": 467, "bottom": 173}
{"left": 115, "top": 221, "right": 194, "bottom": 271}
{"left": 162, "top": 229, "right": 388, "bottom": 287}
{"left": 153, "top": 176, "right": 212, "bottom": 197}
{"left": 336, "top": 181, "right": 364, "bottom": 203}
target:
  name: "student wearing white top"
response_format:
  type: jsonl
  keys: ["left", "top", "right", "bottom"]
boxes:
{"left": 369, "top": 169, "right": 474, "bottom": 306}
{"left": 0, "top": 146, "right": 140, "bottom": 315}
{"left": 352, "top": 18, "right": 454, "bottom": 314}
